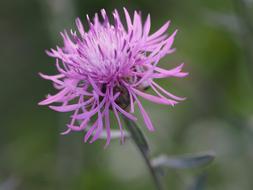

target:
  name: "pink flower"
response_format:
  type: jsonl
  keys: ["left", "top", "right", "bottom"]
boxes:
{"left": 39, "top": 8, "right": 188, "bottom": 146}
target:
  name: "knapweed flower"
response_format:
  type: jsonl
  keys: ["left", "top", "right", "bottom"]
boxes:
{"left": 39, "top": 8, "right": 188, "bottom": 146}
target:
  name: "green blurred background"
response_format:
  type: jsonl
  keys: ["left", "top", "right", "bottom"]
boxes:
{"left": 1, "top": 0, "right": 253, "bottom": 189}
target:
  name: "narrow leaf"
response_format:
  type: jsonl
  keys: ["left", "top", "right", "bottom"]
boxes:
{"left": 98, "top": 129, "right": 130, "bottom": 140}
{"left": 152, "top": 152, "right": 215, "bottom": 169}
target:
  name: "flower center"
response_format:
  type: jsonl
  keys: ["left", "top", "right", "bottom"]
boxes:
{"left": 78, "top": 25, "right": 127, "bottom": 82}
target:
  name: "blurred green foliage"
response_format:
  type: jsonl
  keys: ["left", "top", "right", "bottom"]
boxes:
{"left": 0, "top": 0, "right": 253, "bottom": 189}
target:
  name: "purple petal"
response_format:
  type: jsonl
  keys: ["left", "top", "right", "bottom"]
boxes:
{"left": 132, "top": 88, "right": 178, "bottom": 106}
{"left": 143, "top": 14, "right": 151, "bottom": 38}
{"left": 132, "top": 93, "right": 155, "bottom": 131}
{"left": 151, "top": 81, "right": 185, "bottom": 101}
{"left": 148, "top": 21, "right": 170, "bottom": 41}
{"left": 104, "top": 103, "right": 111, "bottom": 147}
{"left": 123, "top": 7, "right": 132, "bottom": 32}
{"left": 38, "top": 88, "right": 69, "bottom": 105}
{"left": 75, "top": 17, "right": 85, "bottom": 36}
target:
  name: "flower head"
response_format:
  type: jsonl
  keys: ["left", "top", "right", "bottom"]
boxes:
{"left": 39, "top": 8, "right": 188, "bottom": 146}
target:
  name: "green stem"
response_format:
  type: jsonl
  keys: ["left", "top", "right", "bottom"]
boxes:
{"left": 123, "top": 116, "right": 163, "bottom": 190}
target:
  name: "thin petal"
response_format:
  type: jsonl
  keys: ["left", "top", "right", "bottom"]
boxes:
{"left": 132, "top": 93, "right": 155, "bottom": 131}
{"left": 112, "top": 103, "right": 124, "bottom": 143}
{"left": 123, "top": 7, "right": 132, "bottom": 32}
{"left": 104, "top": 103, "right": 111, "bottom": 147}
{"left": 60, "top": 128, "right": 71, "bottom": 135}
{"left": 132, "top": 88, "right": 177, "bottom": 106}
{"left": 151, "top": 81, "right": 185, "bottom": 101}
{"left": 133, "top": 11, "right": 142, "bottom": 40}
{"left": 84, "top": 121, "right": 98, "bottom": 142}
{"left": 75, "top": 17, "right": 85, "bottom": 37}
{"left": 90, "top": 108, "right": 104, "bottom": 143}
{"left": 143, "top": 14, "right": 151, "bottom": 38}
{"left": 148, "top": 21, "right": 170, "bottom": 41}
{"left": 38, "top": 88, "right": 69, "bottom": 105}
{"left": 49, "top": 97, "right": 94, "bottom": 112}
{"left": 113, "top": 102, "right": 137, "bottom": 121}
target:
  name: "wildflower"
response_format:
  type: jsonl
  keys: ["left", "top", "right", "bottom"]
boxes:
{"left": 39, "top": 8, "right": 188, "bottom": 146}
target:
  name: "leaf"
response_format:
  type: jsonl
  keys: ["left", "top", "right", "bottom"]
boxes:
{"left": 122, "top": 116, "right": 149, "bottom": 154}
{"left": 151, "top": 152, "right": 215, "bottom": 169}
{"left": 98, "top": 129, "right": 130, "bottom": 140}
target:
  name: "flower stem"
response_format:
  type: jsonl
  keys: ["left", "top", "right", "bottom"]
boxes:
{"left": 123, "top": 116, "right": 163, "bottom": 190}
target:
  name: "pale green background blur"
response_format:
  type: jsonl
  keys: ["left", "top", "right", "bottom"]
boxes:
{"left": 1, "top": 0, "right": 253, "bottom": 189}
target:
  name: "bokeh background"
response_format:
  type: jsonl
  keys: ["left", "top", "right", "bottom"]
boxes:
{"left": 1, "top": 0, "right": 253, "bottom": 189}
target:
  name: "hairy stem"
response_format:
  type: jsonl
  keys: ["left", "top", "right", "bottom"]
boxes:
{"left": 123, "top": 116, "right": 163, "bottom": 190}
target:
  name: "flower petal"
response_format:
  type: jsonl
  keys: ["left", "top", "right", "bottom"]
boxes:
{"left": 132, "top": 93, "right": 155, "bottom": 131}
{"left": 132, "top": 88, "right": 177, "bottom": 106}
